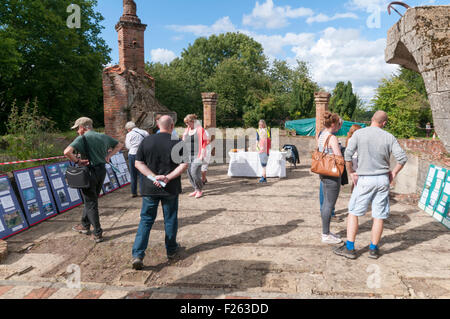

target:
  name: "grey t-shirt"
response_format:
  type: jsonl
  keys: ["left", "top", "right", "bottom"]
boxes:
{"left": 344, "top": 126, "right": 407, "bottom": 176}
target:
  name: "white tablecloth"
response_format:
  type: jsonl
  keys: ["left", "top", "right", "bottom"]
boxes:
{"left": 228, "top": 151, "right": 287, "bottom": 178}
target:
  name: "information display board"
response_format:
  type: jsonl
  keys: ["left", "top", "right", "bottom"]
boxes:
{"left": 418, "top": 165, "right": 441, "bottom": 214}
{"left": 13, "top": 166, "right": 58, "bottom": 226}
{"left": 442, "top": 211, "right": 450, "bottom": 230}
{"left": 0, "top": 175, "right": 29, "bottom": 239}
{"left": 101, "top": 164, "right": 120, "bottom": 195}
{"left": 432, "top": 172, "right": 450, "bottom": 224}
{"left": 110, "top": 153, "right": 131, "bottom": 187}
{"left": 424, "top": 166, "right": 447, "bottom": 215}
{"left": 45, "top": 162, "right": 83, "bottom": 213}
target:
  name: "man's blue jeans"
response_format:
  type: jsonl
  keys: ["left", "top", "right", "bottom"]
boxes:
{"left": 128, "top": 154, "right": 143, "bottom": 195}
{"left": 132, "top": 195, "right": 179, "bottom": 259}
{"left": 320, "top": 181, "right": 335, "bottom": 216}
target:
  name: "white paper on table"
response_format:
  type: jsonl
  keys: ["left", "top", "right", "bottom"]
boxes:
{"left": 39, "top": 189, "right": 50, "bottom": 203}
{"left": 17, "top": 172, "right": 33, "bottom": 189}
{"left": 52, "top": 178, "right": 64, "bottom": 190}
{"left": 0, "top": 220, "right": 5, "bottom": 232}
{"left": 68, "top": 188, "right": 80, "bottom": 202}
{"left": 0, "top": 196, "right": 14, "bottom": 209}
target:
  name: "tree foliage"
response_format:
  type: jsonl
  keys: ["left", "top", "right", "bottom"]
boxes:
{"left": 372, "top": 68, "right": 432, "bottom": 138}
{"left": 329, "top": 81, "right": 358, "bottom": 120}
{"left": 0, "top": 0, "right": 111, "bottom": 134}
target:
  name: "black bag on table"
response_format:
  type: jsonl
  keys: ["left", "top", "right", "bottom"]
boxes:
{"left": 65, "top": 136, "right": 92, "bottom": 189}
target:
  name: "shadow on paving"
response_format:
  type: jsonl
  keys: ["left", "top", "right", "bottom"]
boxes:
{"left": 137, "top": 219, "right": 303, "bottom": 273}
{"left": 104, "top": 208, "right": 227, "bottom": 242}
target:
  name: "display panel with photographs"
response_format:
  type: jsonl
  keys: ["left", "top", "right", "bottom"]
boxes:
{"left": 101, "top": 163, "right": 120, "bottom": 196}
{"left": 0, "top": 175, "right": 29, "bottom": 239}
{"left": 45, "top": 161, "right": 83, "bottom": 213}
{"left": 110, "top": 152, "right": 131, "bottom": 187}
{"left": 13, "top": 166, "right": 58, "bottom": 226}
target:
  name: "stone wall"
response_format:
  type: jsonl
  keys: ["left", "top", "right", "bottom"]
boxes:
{"left": 386, "top": 6, "right": 450, "bottom": 152}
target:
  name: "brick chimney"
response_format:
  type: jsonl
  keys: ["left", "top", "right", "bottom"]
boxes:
{"left": 116, "top": 0, "right": 147, "bottom": 74}
{"left": 314, "top": 92, "right": 331, "bottom": 138}
{"left": 202, "top": 93, "right": 218, "bottom": 156}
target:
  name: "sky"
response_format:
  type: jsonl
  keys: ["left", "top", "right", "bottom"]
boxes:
{"left": 94, "top": 0, "right": 446, "bottom": 104}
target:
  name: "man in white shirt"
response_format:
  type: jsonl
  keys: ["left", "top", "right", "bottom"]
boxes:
{"left": 125, "top": 122, "right": 150, "bottom": 197}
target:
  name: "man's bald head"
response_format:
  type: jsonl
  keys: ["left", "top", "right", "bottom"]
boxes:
{"left": 372, "top": 110, "right": 388, "bottom": 127}
{"left": 158, "top": 115, "right": 174, "bottom": 132}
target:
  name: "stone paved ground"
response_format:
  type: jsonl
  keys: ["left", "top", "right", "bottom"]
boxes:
{"left": 0, "top": 161, "right": 449, "bottom": 299}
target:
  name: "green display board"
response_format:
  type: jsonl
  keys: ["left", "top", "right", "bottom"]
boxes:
{"left": 425, "top": 166, "right": 447, "bottom": 215}
{"left": 418, "top": 165, "right": 439, "bottom": 213}
{"left": 432, "top": 173, "right": 450, "bottom": 225}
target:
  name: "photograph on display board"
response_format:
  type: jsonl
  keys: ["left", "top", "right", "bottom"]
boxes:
{"left": 0, "top": 180, "right": 9, "bottom": 193}
{"left": 33, "top": 169, "right": 42, "bottom": 178}
{"left": 48, "top": 165, "right": 58, "bottom": 175}
{"left": 23, "top": 188, "right": 36, "bottom": 201}
{"left": 28, "top": 203, "right": 40, "bottom": 215}
{"left": 57, "top": 189, "right": 68, "bottom": 205}
{"left": 4, "top": 210, "right": 24, "bottom": 229}
{"left": 36, "top": 179, "right": 46, "bottom": 188}
{"left": 43, "top": 203, "right": 54, "bottom": 214}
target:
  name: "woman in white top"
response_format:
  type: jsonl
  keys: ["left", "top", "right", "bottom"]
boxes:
{"left": 317, "top": 112, "right": 343, "bottom": 245}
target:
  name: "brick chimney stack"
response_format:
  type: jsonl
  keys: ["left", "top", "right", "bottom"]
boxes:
{"left": 116, "top": 0, "right": 147, "bottom": 74}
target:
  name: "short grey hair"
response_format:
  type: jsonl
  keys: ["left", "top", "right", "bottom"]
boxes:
{"left": 125, "top": 121, "right": 136, "bottom": 130}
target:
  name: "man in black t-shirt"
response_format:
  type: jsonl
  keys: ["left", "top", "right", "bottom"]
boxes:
{"left": 131, "top": 116, "right": 188, "bottom": 270}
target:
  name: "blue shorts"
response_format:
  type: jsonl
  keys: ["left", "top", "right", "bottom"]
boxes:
{"left": 259, "top": 153, "right": 269, "bottom": 167}
{"left": 348, "top": 175, "right": 390, "bottom": 220}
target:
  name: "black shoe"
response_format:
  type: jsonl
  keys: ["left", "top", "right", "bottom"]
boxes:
{"left": 132, "top": 258, "right": 144, "bottom": 270}
{"left": 132, "top": 194, "right": 138, "bottom": 198}
{"left": 333, "top": 244, "right": 357, "bottom": 259}
{"left": 369, "top": 248, "right": 380, "bottom": 259}
{"left": 92, "top": 234, "right": 104, "bottom": 243}
{"left": 167, "top": 245, "right": 181, "bottom": 260}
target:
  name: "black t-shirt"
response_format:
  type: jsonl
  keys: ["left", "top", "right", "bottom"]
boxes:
{"left": 136, "top": 133, "right": 184, "bottom": 196}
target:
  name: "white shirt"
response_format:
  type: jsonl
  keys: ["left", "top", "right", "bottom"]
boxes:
{"left": 125, "top": 128, "right": 149, "bottom": 155}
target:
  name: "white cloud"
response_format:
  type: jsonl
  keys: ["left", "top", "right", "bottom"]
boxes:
{"left": 150, "top": 49, "right": 177, "bottom": 64}
{"left": 243, "top": 31, "right": 316, "bottom": 56}
{"left": 288, "top": 27, "right": 398, "bottom": 102}
{"left": 346, "top": 0, "right": 389, "bottom": 12}
{"left": 242, "top": 0, "right": 314, "bottom": 29}
{"left": 306, "top": 12, "right": 359, "bottom": 24}
{"left": 167, "top": 16, "right": 236, "bottom": 37}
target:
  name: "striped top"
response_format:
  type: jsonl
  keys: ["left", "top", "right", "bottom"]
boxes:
{"left": 318, "top": 131, "right": 334, "bottom": 154}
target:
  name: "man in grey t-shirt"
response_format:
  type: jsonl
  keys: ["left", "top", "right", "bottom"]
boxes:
{"left": 334, "top": 111, "right": 407, "bottom": 260}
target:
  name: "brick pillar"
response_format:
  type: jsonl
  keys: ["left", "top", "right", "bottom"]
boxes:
{"left": 315, "top": 92, "right": 331, "bottom": 138}
{"left": 202, "top": 93, "right": 218, "bottom": 156}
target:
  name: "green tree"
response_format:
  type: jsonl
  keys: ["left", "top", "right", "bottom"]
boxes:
{"left": 329, "top": 81, "right": 358, "bottom": 120}
{"left": 0, "top": 0, "right": 111, "bottom": 133}
{"left": 372, "top": 75, "right": 432, "bottom": 138}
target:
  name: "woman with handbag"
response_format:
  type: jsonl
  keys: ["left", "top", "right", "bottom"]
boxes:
{"left": 316, "top": 112, "right": 344, "bottom": 244}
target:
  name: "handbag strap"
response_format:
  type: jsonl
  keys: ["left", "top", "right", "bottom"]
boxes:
{"left": 318, "top": 134, "right": 333, "bottom": 156}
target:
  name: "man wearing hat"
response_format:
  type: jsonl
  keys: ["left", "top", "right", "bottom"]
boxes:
{"left": 64, "top": 117, "right": 124, "bottom": 243}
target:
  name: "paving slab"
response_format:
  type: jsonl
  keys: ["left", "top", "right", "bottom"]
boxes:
{"left": 0, "top": 163, "right": 448, "bottom": 299}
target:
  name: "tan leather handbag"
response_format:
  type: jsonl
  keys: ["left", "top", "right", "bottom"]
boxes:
{"left": 311, "top": 135, "right": 345, "bottom": 177}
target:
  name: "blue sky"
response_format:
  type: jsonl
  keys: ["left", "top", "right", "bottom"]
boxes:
{"left": 94, "top": 0, "right": 446, "bottom": 103}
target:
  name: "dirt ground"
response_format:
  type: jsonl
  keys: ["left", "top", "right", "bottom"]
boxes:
{"left": 1, "top": 161, "right": 449, "bottom": 299}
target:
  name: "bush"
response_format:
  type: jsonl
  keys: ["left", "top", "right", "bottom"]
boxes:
{"left": 3, "top": 98, "right": 60, "bottom": 163}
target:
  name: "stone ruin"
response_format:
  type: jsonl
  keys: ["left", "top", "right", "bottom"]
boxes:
{"left": 103, "top": 0, "right": 176, "bottom": 142}
{"left": 385, "top": 5, "right": 450, "bottom": 153}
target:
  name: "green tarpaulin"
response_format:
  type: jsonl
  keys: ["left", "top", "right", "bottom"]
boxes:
{"left": 285, "top": 118, "right": 367, "bottom": 137}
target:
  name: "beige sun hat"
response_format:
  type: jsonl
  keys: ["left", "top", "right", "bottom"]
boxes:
{"left": 71, "top": 117, "right": 93, "bottom": 130}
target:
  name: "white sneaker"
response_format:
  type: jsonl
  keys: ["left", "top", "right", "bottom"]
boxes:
{"left": 322, "top": 233, "right": 343, "bottom": 244}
